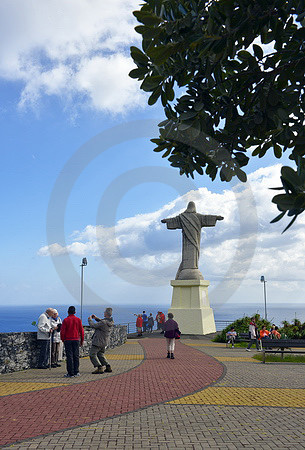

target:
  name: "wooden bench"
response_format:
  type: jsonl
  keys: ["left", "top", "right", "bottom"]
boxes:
{"left": 261, "top": 339, "right": 305, "bottom": 363}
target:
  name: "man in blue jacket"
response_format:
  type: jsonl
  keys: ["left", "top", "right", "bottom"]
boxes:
{"left": 142, "top": 311, "right": 148, "bottom": 333}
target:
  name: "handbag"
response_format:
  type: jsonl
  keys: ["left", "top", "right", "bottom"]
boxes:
{"left": 175, "top": 329, "right": 181, "bottom": 339}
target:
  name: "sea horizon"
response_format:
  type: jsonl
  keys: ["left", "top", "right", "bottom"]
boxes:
{"left": 0, "top": 303, "right": 304, "bottom": 333}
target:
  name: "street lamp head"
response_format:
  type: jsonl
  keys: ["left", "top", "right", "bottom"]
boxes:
{"left": 82, "top": 257, "right": 87, "bottom": 266}
{"left": 260, "top": 275, "right": 265, "bottom": 282}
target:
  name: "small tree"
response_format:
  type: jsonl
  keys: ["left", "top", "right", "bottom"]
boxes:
{"left": 130, "top": 0, "right": 305, "bottom": 230}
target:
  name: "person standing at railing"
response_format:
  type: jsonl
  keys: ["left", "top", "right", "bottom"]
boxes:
{"left": 142, "top": 311, "right": 148, "bottom": 332}
{"left": 147, "top": 313, "right": 154, "bottom": 332}
{"left": 136, "top": 314, "right": 143, "bottom": 337}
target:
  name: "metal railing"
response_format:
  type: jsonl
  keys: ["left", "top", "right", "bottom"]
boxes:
{"left": 119, "top": 320, "right": 232, "bottom": 335}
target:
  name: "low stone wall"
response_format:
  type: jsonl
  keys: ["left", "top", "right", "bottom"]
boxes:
{"left": 0, "top": 325, "right": 127, "bottom": 374}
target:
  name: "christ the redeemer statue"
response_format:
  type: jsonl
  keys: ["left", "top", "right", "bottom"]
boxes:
{"left": 161, "top": 201, "right": 224, "bottom": 280}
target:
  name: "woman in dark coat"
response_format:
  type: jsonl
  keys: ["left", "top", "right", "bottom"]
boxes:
{"left": 164, "top": 313, "right": 179, "bottom": 359}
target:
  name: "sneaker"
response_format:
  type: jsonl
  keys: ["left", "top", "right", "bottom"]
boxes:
{"left": 92, "top": 367, "right": 104, "bottom": 374}
{"left": 170, "top": 353, "right": 175, "bottom": 359}
{"left": 232, "top": 345, "right": 234, "bottom": 348}
{"left": 64, "top": 373, "right": 73, "bottom": 378}
{"left": 246, "top": 349, "right": 251, "bottom": 352}
{"left": 104, "top": 366, "right": 112, "bottom": 373}
{"left": 56, "top": 363, "right": 61, "bottom": 367}
{"left": 166, "top": 352, "right": 170, "bottom": 358}
{"left": 73, "top": 372, "right": 81, "bottom": 377}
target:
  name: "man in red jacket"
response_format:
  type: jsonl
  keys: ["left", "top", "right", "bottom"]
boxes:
{"left": 60, "top": 306, "right": 84, "bottom": 378}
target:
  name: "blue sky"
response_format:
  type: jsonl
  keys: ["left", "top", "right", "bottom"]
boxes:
{"left": 1, "top": 0, "right": 304, "bottom": 316}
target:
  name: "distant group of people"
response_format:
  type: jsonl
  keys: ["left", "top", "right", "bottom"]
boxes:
{"left": 37, "top": 306, "right": 114, "bottom": 377}
{"left": 37, "top": 305, "right": 181, "bottom": 378}
{"left": 225, "top": 318, "right": 282, "bottom": 351}
{"left": 134, "top": 311, "right": 166, "bottom": 336}
{"left": 134, "top": 310, "right": 180, "bottom": 358}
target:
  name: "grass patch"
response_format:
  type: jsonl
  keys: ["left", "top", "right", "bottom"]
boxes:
{"left": 228, "top": 342, "right": 249, "bottom": 348}
{"left": 253, "top": 353, "right": 305, "bottom": 363}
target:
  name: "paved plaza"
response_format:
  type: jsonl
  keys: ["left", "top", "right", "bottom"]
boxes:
{"left": 1, "top": 335, "right": 305, "bottom": 449}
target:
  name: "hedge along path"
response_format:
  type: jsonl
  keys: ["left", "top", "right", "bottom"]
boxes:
{"left": 0, "top": 338, "right": 224, "bottom": 446}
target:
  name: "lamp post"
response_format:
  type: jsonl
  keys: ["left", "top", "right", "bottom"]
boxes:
{"left": 260, "top": 275, "right": 267, "bottom": 321}
{"left": 80, "top": 258, "right": 87, "bottom": 323}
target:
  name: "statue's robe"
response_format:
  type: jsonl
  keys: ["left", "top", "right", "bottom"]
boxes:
{"left": 165, "top": 212, "right": 218, "bottom": 279}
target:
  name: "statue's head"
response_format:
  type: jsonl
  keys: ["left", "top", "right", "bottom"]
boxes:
{"left": 185, "top": 201, "right": 196, "bottom": 213}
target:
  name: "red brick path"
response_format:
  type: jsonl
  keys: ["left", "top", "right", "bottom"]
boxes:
{"left": 0, "top": 339, "right": 223, "bottom": 446}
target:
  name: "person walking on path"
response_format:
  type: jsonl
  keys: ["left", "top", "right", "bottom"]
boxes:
{"left": 60, "top": 306, "right": 84, "bottom": 378}
{"left": 88, "top": 307, "right": 114, "bottom": 374}
{"left": 50, "top": 309, "right": 62, "bottom": 368}
{"left": 136, "top": 314, "right": 143, "bottom": 337}
{"left": 142, "top": 311, "right": 148, "bottom": 332}
{"left": 164, "top": 312, "right": 180, "bottom": 359}
{"left": 147, "top": 313, "right": 154, "bottom": 332}
{"left": 37, "top": 308, "right": 54, "bottom": 369}
{"left": 246, "top": 317, "right": 260, "bottom": 352}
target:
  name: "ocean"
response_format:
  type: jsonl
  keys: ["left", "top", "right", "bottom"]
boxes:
{"left": 0, "top": 303, "right": 304, "bottom": 333}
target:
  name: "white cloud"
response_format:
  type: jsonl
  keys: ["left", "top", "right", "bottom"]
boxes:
{"left": 0, "top": 0, "right": 146, "bottom": 113}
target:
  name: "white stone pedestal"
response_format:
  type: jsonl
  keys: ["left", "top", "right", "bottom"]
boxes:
{"left": 168, "top": 280, "right": 216, "bottom": 335}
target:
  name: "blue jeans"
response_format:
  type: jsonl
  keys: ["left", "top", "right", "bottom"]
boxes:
{"left": 64, "top": 340, "right": 80, "bottom": 375}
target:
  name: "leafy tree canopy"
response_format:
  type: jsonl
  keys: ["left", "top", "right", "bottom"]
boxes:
{"left": 130, "top": 0, "right": 305, "bottom": 230}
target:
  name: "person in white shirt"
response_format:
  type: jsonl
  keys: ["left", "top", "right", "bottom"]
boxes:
{"left": 226, "top": 327, "right": 237, "bottom": 347}
{"left": 246, "top": 318, "right": 260, "bottom": 352}
{"left": 37, "top": 308, "right": 54, "bottom": 369}
{"left": 50, "top": 309, "right": 62, "bottom": 368}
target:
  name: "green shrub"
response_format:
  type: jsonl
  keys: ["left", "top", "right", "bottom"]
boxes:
{"left": 279, "top": 318, "right": 305, "bottom": 339}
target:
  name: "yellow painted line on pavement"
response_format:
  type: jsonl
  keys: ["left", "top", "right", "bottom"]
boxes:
{"left": 106, "top": 354, "right": 143, "bottom": 360}
{"left": 168, "top": 386, "right": 305, "bottom": 408}
{"left": 0, "top": 382, "right": 68, "bottom": 397}
{"left": 125, "top": 341, "right": 139, "bottom": 344}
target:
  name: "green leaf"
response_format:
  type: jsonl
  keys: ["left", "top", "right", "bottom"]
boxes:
{"left": 270, "top": 211, "right": 286, "bottom": 223}
{"left": 148, "top": 86, "right": 162, "bottom": 105}
{"left": 282, "top": 215, "right": 298, "bottom": 233}
{"left": 140, "top": 75, "right": 164, "bottom": 92}
{"left": 272, "top": 194, "right": 296, "bottom": 210}
{"left": 273, "top": 143, "right": 282, "bottom": 158}
{"left": 129, "top": 67, "right": 148, "bottom": 79}
{"left": 130, "top": 46, "right": 149, "bottom": 65}
{"left": 235, "top": 167, "right": 247, "bottom": 182}
{"left": 253, "top": 44, "right": 264, "bottom": 60}
{"left": 147, "top": 43, "right": 181, "bottom": 65}
{"left": 237, "top": 50, "right": 252, "bottom": 60}
{"left": 133, "top": 11, "right": 162, "bottom": 26}
{"left": 281, "top": 166, "right": 301, "bottom": 187}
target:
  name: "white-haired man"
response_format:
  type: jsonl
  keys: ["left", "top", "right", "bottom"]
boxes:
{"left": 37, "top": 308, "right": 54, "bottom": 369}
{"left": 88, "top": 307, "right": 114, "bottom": 374}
